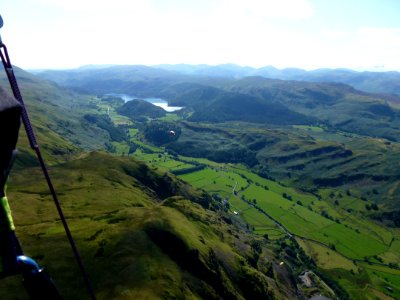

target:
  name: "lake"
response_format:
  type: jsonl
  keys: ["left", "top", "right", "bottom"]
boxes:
{"left": 106, "top": 93, "right": 183, "bottom": 112}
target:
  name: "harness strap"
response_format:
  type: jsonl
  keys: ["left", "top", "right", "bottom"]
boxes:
{"left": 0, "top": 37, "right": 96, "bottom": 300}
{"left": 0, "top": 196, "right": 15, "bottom": 231}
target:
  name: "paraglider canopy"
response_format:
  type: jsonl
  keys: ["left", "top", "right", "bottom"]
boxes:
{"left": 0, "top": 87, "right": 21, "bottom": 194}
{"left": 169, "top": 130, "right": 176, "bottom": 136}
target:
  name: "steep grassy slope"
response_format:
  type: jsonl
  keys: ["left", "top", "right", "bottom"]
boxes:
{"left": 2, "top": 152, "right": 301, "bottom": 299}
{"left": 0, "top": 67, "right": 118, "bottom": 155}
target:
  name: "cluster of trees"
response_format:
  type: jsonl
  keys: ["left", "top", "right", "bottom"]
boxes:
{"left": 144, "top": 121, "right": 181, "bottom": 146}
{"left": 83, "top": 114, "right": 127, "bottom": 142}
{"left": 365, "top": 203, "right": 379, "bottom": 211}
{"left": 100, "top": 95, "right": 124, "bottom": 107}
{"left": 171, "top": 165, "right": 204, "bottom": 175}
{"left": 206, "top": 148, "right": 257, "bottom": 166}
{"left": 282, "top": 192, "right": 292, "bottom": 201}
{"left": 168, "top": 142, "right": 258, "bottom": 167}
{"left": 371, "top": 210, "right": 400, "bottom": 227}
{"left": 117, "top": 99, "right": 166, "bottom": 120}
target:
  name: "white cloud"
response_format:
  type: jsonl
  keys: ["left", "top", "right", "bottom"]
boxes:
{"left": 2, "top": 0, "right": 400, "bottom": 71}
{"left": 216, "top": 0, "right": 314, "bottom": 20}
{"left": 351, "top": 27, "right": 400, "bottom": 70}
{"left": 27, "top": 0, "right": 152, "bottom": 14}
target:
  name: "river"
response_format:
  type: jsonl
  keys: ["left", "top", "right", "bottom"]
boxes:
{"left": 106, "top": 93, "right": 183, "bottom": 112}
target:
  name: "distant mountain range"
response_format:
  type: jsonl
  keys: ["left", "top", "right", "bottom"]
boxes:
{"left": 36, "top": 63, "right": 400, "bottom": 96}
{"left": 154, "top": 64, "right": 400, "bottom": 95}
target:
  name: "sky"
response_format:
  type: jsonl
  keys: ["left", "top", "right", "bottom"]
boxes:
{"left": 1, "top": 0, "right": 400, "bottom": 71}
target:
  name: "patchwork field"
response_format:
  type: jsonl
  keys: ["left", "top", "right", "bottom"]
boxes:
{"left": 124, "top": 139, "right": 400, "bottom": 299}
{"left": 85, "top": 106, "right": 400, "bottom": 299}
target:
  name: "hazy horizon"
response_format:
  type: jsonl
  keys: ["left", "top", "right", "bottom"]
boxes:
{"left": 3, "top": 0, "right": 400, "bottom": 71}
{"left": 27, "top": 63, "right": 399, "bottom": 73}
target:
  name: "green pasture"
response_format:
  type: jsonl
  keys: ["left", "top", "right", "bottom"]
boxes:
{"left": 179, "top": 156, "right": 230, "bottom": 168}
{"left": 132, "top": 140, "right": 163, "bottom": 153}
{"left": 362, "top": 264, "right": 400, "bottom": 299}
{"left": 157, "top": 160, "right": 194, "bottom": 171}
{"left": 221, "top": 171, "right": 249, "bottom": 191}
{"left": 129, "top": 128, "right": 139, "bottom": 136}
{"left": 229, "top": 196, "right": 286, "bottom": 240}
{"left": 124, "top": 132, "right": 400, "bottom": 269}
{"left": 319, "top": 188, "right": 369, "bottom": 212}
{"left": 316, "top": 223, "right": 388, "bottom": 258}
{"left": 380, "top": 238, "right": 400, "bottom": 264}
{"left": 179, "top": 168, "right": 234, "bottom": 198}
{"left": 134, "top": 151, "right": 195, "bottom": 172}
{"left": 138, "top": 152, "right": 400, "bottom": 265}
{"left": 296, "top": 238, "right": 357, "bottom": 272}
{"left": 109, "top": 112, "right": 132, "bottom": 125}
{"left": 234, "top": 167, "right": 316, "bottom": 205}
{"left": 111, "top": 142, "right": 130, "bottom": 154}
{"left": 239, "top": 183, "right": 391, "bottom": 259}
{"left": 228, "top": 194, "right": 252, "bottom": 212}
{"left": 132, "top": 151, "right": 160, "bottom": 165}
{"left": 96, "top": 101, "right": 132, "bottom": 125}
{"left": 332, "top": 268, "right": 389, "bottom": 300}
{"left": 158, "top": 113, "right": 181, "bottom": 122}
{"left": 342, "top": 214, "right": 394, "bottom": 246}
{"left": 171, "top": 159, "right": 399, "bottom": 262}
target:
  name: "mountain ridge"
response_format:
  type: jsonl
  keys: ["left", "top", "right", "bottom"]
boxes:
{"left": 154, "top": 64, "right": 400, "bottom": 95}
{"left": 35, "top": 63, "right": 400, "bottom": 95}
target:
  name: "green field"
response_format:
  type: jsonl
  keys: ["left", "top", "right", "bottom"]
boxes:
{"left": 180, "top": 168, "right": 234, "bottom": 197}
{"left": 132, "top": 147, "right": 400, "bottom": 298}
{"left": 141, "top": 154, "right": 391, "bottom": 258}
{"left": 132, "top": 149, "right": 398, "bottom": 262}
{"left": 228, "top": 194, "right": 286, "bottom": 239}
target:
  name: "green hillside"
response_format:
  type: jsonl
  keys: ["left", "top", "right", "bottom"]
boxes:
{"left": 188, "top": 91, "right": 312, "bottom": 125}
{"left": 4, "top": 152, "right": 304, "bottom": 300}
{"left": 0, "top": 67, "right": 116, "bottom": 155}
{"left": 117, "top": 99, "right": 166, "bottom": 120}
{"left": 216, "top": 76, "right": 400, "bottom": 141}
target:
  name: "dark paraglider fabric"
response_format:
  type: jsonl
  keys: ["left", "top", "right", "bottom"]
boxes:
{"left": 0, "top": 86, "right": 21, "bottom": 195}
{"left": 0, "top": 86, "right": 22, "bottom": 277}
